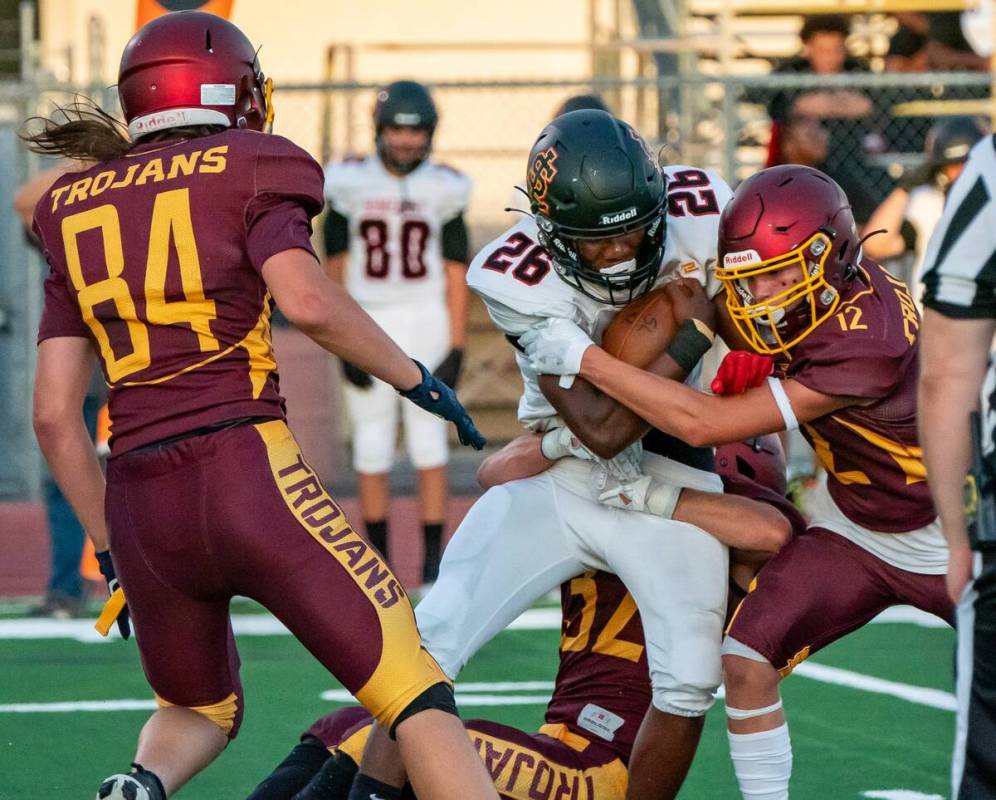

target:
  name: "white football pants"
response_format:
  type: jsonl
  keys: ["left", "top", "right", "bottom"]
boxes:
{"left": 415, "top": 453, "right": 729, "bottom": 716}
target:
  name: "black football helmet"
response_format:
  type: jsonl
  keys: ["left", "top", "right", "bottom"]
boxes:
{"left": 927, "top": 116, "right": 986, "bottom": 168}
{"left": 373, "top": 80, "right": 438, "bottom": 174}
{"left": 527, "top": 109, "right": 666, "bottom": 305}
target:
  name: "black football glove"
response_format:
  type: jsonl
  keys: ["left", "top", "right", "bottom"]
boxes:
{"left": 94, "top": 550, "right": 131, "bottom": 640}
{"left": 399, "top": 360, "right": 486, "bottom": 450}
{"left": 432, "top": 348, "right": 464, "bottom": 389}
{"left": 341, "top": 360, "right": 373, "bottom": 389}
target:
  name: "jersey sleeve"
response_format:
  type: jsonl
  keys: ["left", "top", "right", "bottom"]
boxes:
{"left": 921, "top": 136, "right": 996, "bottom": 318}
{"left": 323, "top": 160, "right": 358, "bottom": 217}
{"left": 435, "top": 167, "right": 472, "bottom": 223}
{"left": 37, "top": 260, "right": 91, "bottom": 342}
{"left": 245, "top": 134, "right": 325, "bottom": 273}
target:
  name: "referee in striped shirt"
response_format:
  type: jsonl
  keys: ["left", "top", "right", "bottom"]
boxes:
{"left": 919, "top": 131, "right": 996, "bottom": 799}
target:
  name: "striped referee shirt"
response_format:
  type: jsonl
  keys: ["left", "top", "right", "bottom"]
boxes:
{"left": 921, "top": 134, "right": 996, "bottom": 319}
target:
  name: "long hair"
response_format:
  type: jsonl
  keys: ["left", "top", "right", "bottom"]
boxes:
{"left": 20, "top": 97, "right": 131, "bottom": 162}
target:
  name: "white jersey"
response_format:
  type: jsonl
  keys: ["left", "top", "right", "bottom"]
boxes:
{"left": 904, "top": 183, "right": 945, "bottom": 296}
{"left": 324, "top": 155, "right": 472, "bottom": 307}
{"left": 467, "top": 165, "right": 732, "bottom": 427}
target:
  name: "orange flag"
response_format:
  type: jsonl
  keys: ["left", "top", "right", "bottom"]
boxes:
{"left": 136, "top": 0, "right": 235, "bottom": 29}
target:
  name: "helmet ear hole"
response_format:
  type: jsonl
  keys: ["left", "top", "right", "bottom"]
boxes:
{"left": 735, "top": 456, "right": 756, "bottom": 481}
{"left": 205, "top": 30, "right": 212, "bottom": 52}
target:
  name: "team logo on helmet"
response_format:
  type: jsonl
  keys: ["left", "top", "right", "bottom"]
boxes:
{"left": 528, "top": 146, "right": 559, "bottom": 215}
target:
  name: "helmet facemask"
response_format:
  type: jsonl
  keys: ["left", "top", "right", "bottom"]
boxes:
{"left": 717, "top": 230, "right": 840, "bottom": 355}
{"left": 535, "top": 200, "right": 666, "bottom": 306}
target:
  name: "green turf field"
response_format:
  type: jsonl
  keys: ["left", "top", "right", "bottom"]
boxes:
{"left": 0, "top": 610, "right": 955, "bottom": 799}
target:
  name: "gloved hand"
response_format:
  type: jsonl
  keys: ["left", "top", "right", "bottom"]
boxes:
{"left": 432, "top": 348, "right": 464, "bottom": 389}
{"left": 541, "top": 429, "right": 643, "bottom": 482}
{"left": 341, "top": 360, "right": 372, "bottom": 389}
{"left": 710, "top": 350, "right": 774, "bottom": 396}
{"left": 521, "top": 318, "right": 595, "bottom": 377}
{"left": 589, "top": 466, "right": 682, "bottom": 519}
{"left": 94, "top": 550, "right": 131, "bottom": 639}
{"left": 399, "top": 360, "right": 486, "bottom": 450}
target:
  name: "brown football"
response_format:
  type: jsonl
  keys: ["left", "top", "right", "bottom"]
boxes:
{"left": 601, "top": 286, "right": 678, "bottom": 368}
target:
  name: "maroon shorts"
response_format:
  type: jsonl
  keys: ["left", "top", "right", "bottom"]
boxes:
{"left": 309, "top": 708, "right": 629, "bottom": 799}
{"left": 105, "top": 419, "right": 447, "bottom": 729}
{"left": 725, "top": 527, "right": 954, "bottom": 674}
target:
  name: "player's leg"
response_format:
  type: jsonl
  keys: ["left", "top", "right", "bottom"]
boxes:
{"left": 722, "top": 528, "right": 894, "bottom": 800}
{"left": 352, "top": 474, "right": 587, "bottom": 796}
{"left": 345, "top": 371, "right": 398, "bottom": 559}
{"left": 99, "top": 453, "right": 245, "bottom": 798}
{"left": 414, "top": 465, "right": 446, "bottom": 584}
{"left": 237, "top": 420, "right": 497, "bottom": 800}
{"left": 595, "top": 511, "right": 727, "bottom": 800}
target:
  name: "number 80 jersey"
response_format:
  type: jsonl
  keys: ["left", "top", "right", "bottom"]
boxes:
{"left": 324, "top": 155, "right": 472, "bottom": 307}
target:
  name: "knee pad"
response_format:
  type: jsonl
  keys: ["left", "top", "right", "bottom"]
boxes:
{"left": 155, "top": 690, "right": 243, "bottom": 739}
{"left": 652, "top": 684, "right": 717, "bottom": 718}
{"left": 390, "top": 681, "right": 458, "bottom": 738}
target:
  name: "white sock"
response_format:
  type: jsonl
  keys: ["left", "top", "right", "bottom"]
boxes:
{"left": 728, "top": 723, "right": 792, "bottom": 799}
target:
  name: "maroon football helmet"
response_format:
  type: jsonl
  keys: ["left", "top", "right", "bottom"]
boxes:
{"left": 118, "top": 11, "right": 272, "bottom": 141}
{"left": 715, "top": 435, "right": 787, "bottom": 497}
{"left": 715, "top": 165, "right": 860, "bottom": 355}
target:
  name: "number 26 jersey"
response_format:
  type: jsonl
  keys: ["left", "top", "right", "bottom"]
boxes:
{"left": 324, "top": 155, "right": 472, "bottom": 308}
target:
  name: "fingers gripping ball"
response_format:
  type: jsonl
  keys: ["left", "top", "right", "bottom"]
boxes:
{"left": 601, "top": 286, "right": 679, "bottom": 368}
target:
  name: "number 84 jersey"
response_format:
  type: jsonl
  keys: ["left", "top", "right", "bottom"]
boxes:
{"left": 468, "top": 165, "right": 732, "bottom": 427}
{"left": 324, "top": 155, "right": 472, "bottom": 307}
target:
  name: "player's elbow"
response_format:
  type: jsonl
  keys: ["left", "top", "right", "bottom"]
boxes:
{"left": 32, "top": 396, "right": 75, "bottom": 447}
{"left": 279, "top": 287, "right": 334, "bottom": 336}
{"left": 577, "top": 426, "right": 627, "bottom": 460}
{"left": 755, "top": 510, "right": 793, "bottom": 555}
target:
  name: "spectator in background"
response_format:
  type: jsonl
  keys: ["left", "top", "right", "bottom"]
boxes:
{"left": 764, "top": 15, "right": 885, "bottom": 223}
{"left": 14, "top": 161, "right": 105, "bottom": 619}
{"left": 323, "top": 80, "right": 472, "bottom": 588}
{"left": 864, "top": 116, "right": 987, "bottom": 297}
{"left": 885, "top": 14, "right": 929, "bottom": 73}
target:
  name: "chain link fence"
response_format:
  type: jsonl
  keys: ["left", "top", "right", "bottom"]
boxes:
{"left": 1, "top": 70, "right": 991, "bottom": 497}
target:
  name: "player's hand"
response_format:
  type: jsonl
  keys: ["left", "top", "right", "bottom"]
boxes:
{"left": 664, "top": 277, "right": 716, "bottom": 333}
{"left": 341, "top": 360, "right": 373, "bottom": 389}
{"left": 947, "top": 542, "right": 975, "bottom": 606}
{"left": 541, "top": 426, "right": 598, "bottom": 462}
{"left": 94, "top": 550, "right": 131, "bottom": 639}
{"left": 521, "top": 318, "right": 594, "bottom": 377}
{"left": 399, "top": 360, "right": 486, "bottom": 450}
{"left": 589, "top": 466, "right": 681, "bottom": 519}
{"left": 710, "top": 350, "right": 774, "bottom": 395}
{"left": 432, "top": 348, "right": 464, "bottom": 389}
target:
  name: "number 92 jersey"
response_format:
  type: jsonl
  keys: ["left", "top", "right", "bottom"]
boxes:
{"left": 468, "top": 166, "right": 732, "bottom": 427}
{"left": 33, "top": 129, "right": 325, "bottom": 456}
{"left": 324, "top": 155, "right": 472, "bottom": 307}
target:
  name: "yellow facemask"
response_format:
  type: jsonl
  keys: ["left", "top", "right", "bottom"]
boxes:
{"left": 715, "top": 231, "right": 839, "bottom": 356}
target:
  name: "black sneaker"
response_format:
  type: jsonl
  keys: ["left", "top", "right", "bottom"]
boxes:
{"left": 96, "top": 764, "right": 165, "bottom": 800}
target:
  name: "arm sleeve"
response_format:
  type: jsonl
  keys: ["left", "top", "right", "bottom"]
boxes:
{"left": 245, "top": 135, "right": 325, "bottom": 273}
{"left": 322, "top": 208, "right": 349, "bottom": 257}
{"left": 921, "top": 137, "right": 996, "bottom": 319}
{"left": 441, "top": 213, "right": 469, "bottom": 263}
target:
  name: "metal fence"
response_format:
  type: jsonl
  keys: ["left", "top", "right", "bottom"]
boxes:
{"left": 0, "top": 70, "right": 990, "bottom": 498}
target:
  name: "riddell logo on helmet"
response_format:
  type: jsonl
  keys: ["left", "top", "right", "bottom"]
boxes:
{"left": 132, "top": 110, "right": 191, "bottom": 133}
{"left": 723, "top": 249, "right": 762, "bottom": 267}
{"left": 599, "top": 207, "right": 637, "bottom": 225}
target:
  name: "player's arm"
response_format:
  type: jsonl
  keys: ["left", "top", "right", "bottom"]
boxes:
{"left": 263, "top": 249, "right": 421, "bottom": 390}
{"left": 13, "top": 161, "right": 92, "bottom": 231}
{"left": 581, "top": 346, "right": 848, "bottom": 446}
{"left": 538, "top": 349, "right": 688, "bottom": 459}
{"left": 33, "top": 336, "right": 108, "bottom": 551}
{"left": 673, "top": 488, "right": 791, "bottom": 554}
{"left": 477, "top": 433, "right": 552, "bottom": 489}
{"left": 442, "top": 213, "right": 470, "bottom": 351}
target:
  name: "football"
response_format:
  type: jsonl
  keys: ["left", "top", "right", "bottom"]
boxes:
{"left": 601, "top": 286, "right": 678, "bottom": 368}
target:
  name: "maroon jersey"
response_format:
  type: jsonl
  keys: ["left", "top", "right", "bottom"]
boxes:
{"left": 776, "top": 262, "right": 933, "bottom": 532}
{"left": 33, "top": 129, "right": 324, "bottom": 455}
{"left": 546, "top": 571, "right": 650, "bottom": 763}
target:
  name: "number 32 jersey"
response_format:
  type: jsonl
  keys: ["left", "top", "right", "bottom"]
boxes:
{"left": 468, "top": 165, "right": 732, "bottom": 427}
{"left": 34, "top": 130, "right": 325, "bottom": 455}
{"left": 324, "top": 155, "right": 472, "bottom": 308}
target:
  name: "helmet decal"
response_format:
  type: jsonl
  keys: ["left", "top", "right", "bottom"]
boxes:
{"left": 528, "top": 147, "right": 559, "bottom": 215}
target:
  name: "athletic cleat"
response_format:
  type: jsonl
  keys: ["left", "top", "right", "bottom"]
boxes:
{"left": 96, "top": 764, "right": 165, "bottom": 800}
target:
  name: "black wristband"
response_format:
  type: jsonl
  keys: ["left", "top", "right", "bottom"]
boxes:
{"left": 665, "top": 319, "right": 714, "bottom": 373}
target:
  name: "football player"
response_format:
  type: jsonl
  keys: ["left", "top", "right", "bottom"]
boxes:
{"left": 245, "top": 438, "right": 804, "bottom": 800}
{"left": 522, "top": 164, "right": 953, "bottom": 800}
{"left": 25, "top": 12, "right": 495, "bottom": 800}
{"left": 323, "top": 80, "right": 472, "bottom": 584}
{"left": 352, "top": 110, "right": 789, "bottom": 800}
